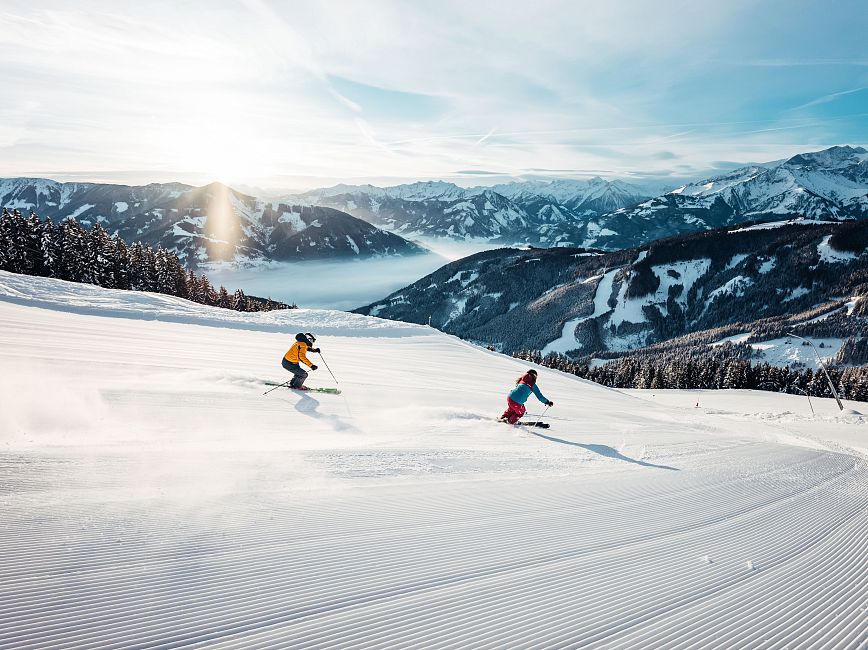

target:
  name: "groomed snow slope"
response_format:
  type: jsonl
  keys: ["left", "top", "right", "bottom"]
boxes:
{"left": 1, "top": 271, "right": 866, "bottom": 649}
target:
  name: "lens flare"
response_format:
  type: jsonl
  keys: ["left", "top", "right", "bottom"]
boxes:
{"left": 204, "top": 183, "right": 240, "bottom": 262}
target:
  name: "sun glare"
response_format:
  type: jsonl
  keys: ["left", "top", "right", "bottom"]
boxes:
{"left": 204, "top": 182, "right": 240, "bottom": 262}
{"left": 159, "top": 99, "right": 273, "bottom": 185}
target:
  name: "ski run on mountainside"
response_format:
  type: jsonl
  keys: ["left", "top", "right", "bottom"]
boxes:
{"left": 1, "top": 272, "right": 865, "bottom": 648}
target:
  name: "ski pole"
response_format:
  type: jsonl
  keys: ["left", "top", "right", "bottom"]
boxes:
{"left": 317, "top": 351, "right": 339, "bottom": 385}
{"left": 263, "top": 379, "right": 293, "bottom": 396}
{"left": 531, "top": 405, "right": 550, "bottom": 426}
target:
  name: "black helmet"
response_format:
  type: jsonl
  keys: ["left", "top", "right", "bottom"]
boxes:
{"left": 295, "top": 332, "right": 307, "bottom": 343}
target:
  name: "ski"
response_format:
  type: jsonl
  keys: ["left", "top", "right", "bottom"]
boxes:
{"left": 262, "top": 381, "right": 341, "bottom": 395}
{"left": 498, "top": 419, "right": 550, "bottom": 429}
{"left": 296, "top": 387, "right": 342, "bottom": 395}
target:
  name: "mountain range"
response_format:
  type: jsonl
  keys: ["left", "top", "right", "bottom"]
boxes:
{"left": 589, "top": 145, "right": 868, "bottom": 249}
{"left": 356, "top": 218, "right": 868, "bottom": 359}
{"left": 0, "top": 179, "right": 425, "bottom": 267}
{"left": 2, "top": 145, "right": 866, "bottom": 270}
{"left": 294, "top": 145, "right": 868, "bottom": 250}
{"left": 287, "top": 177, "right": 657, "bottom": 245}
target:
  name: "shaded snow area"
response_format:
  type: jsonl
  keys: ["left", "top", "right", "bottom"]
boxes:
{"left": 727, "top": 219, "right": 794, "bottom": 233}
{"left": 817, "top": 234, "right": 859, "bottom": 264}
{"left": 758, "top": 257, "right": 777, "bottom": 274}
{"left": 713, "top": 332, "right": 844, "bottom": 370}
{"left": 725, "top": 253, "right": 749, "bottom": 270}
{"left": 171, "top": 215, "right": 207, "bottom": 238}
{"left": 602, "top": 259, "right": 712, "bottom": 351}
{"left": 750, "top": 337, "right": 845, "bottom": 369}
{"left": 69, "top": 203, "right": 95, "bottom": 218}
{"left": 1, "top": 273, "right": 866, "bottom": 649}
{"left": 704, "top": 275, "right": 753, "bottom": 311}
{"left": 276, "top": 209, "right": 308, "bottom": 232}
{"left": 542, "top": 268, "right": 618, "bottom": 355}
{"left": 611, "top": 259, "right": 711, "bottom": 329}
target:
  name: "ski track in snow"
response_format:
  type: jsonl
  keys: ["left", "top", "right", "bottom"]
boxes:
{"left": 1, "top": 271, "right": 867, "bottom": 649}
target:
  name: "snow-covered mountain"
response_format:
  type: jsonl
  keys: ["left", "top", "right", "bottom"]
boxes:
{"left": 303, "top": 189, "right": 535, "bottom": 241}
{"left": 1, "top": 271, "right": 866, "bottom": 648}
{"left": 291, "top": 146, "right": 868, "bottom": 250}
{"left": 358, "top": 218, "right": 868, "bottom": 357}
{"left": 288, "top": 177, "right": 657, "bottom": 245}
{"left": 488, "top": 177, "right": 655, "bottom": 216}
{"left": 598, "top": 146, "right": 868, "bottom": 247}
{"left": 5, "top": 145, "right": 865, "bottom": 261}
{"left": 0, "top": 179, "right": 426, "bottom": 267}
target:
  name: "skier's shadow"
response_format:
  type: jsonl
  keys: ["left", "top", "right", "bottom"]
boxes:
{"left": 528, "top": 430, "right": 679, "bottom": 471}
{"left": 294, "top": 393, "right": 357, "bottom": 432}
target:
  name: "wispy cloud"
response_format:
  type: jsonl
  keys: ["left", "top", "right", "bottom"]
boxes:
{"left": 728, "top": 58, "right": 868, "bottom": 67}
{"left": 794, "top": 87, "right": 868, "bottom": 110}
{"left": 0, "top": 0, "right": 865, "bottom": 188}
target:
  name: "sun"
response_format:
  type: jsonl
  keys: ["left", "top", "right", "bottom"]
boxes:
{"left": 159, "top": 101, "right": 272, "bottom": 185}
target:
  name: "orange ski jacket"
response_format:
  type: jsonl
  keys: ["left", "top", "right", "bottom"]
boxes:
{"left": 284, "top": 341, "right": 314, "bottom": 367}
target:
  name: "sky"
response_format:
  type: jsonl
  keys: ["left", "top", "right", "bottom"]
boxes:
{"left": 1, "top": 0, "right": 866, "bottom": 191}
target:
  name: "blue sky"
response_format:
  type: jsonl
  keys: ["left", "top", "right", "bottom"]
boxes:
{"left": 0, "top": 0, "right": 865, "bottom": 190}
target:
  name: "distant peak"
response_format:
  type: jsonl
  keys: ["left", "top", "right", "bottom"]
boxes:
{"left": 785, "top": 144, "right": 868, "bottom": 167}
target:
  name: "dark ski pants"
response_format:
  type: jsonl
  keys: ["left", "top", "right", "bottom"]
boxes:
{"left": 282, "top": 358, "right": 308, "bottom": 388}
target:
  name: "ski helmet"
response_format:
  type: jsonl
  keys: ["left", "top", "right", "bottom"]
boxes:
{"left": 295, "top": 332, "right": 308, "bottom": 343}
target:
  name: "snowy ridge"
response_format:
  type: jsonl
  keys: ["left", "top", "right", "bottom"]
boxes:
{"left": 287, "top": 177, "right": 655, "bottom": 247}
{"left": 1, "top": 275, "right": 866, "bottom": 647}
{"left": 292, "top": 146, "right": 868, "bottom": 251}
{"left": 620, "top": 145, "right": 868, "bottom": 228}
{"left": 0, "top": 180, "right": 424, "bottom": 266}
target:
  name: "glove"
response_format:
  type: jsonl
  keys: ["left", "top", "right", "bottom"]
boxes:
{"left": 546, "top": 400, "right": 554, "bottom": 407}
{"left": 310, "top": 364, "right": 318, "bottom": 371}
{"left": 310, "top": 348, "right": 321, "bottom": 353}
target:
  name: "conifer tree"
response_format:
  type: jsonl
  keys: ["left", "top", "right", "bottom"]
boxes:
{"left": 26, "top": 212, "right": 47, "bottom": 277}
{"left": 113, "top": 235, "right": 131, "bottom": 290}
{"left": 40, "top": 218, "right": 62, "bottom": 278}
{"left": 60, "top": 218, "right": 87, "bottom": 282}
{"left": 216, "top": 286, "right": 231, "bottom": 309}
{"left": 232, "top": 288, "right": 247, "bottom": 311}
{"left": 89, "top": 224, "right": 116, "bottom": 288}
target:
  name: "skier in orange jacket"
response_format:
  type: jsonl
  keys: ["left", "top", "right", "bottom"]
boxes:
{"left": 282, "top": 332, "right": 320, "bottom": 390}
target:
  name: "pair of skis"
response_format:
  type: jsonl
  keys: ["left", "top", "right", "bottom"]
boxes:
{"left": 501, "top": 419, "right": 550, "bottom": 428}
{"left": 262, "top": 380, "right": 342, "bottom": 395}
{"left": 501, "top": 404, "right": 552, "bottom": 428}
{"left": 515, "top": 420, "right": 550, "bottom": 429}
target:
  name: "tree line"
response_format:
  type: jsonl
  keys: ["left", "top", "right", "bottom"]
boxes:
{"left": 0, "top": 208, "right": 293, "bottom": 312}
{"left": 514, "top": 345, "right": 868, "bottom": 403}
